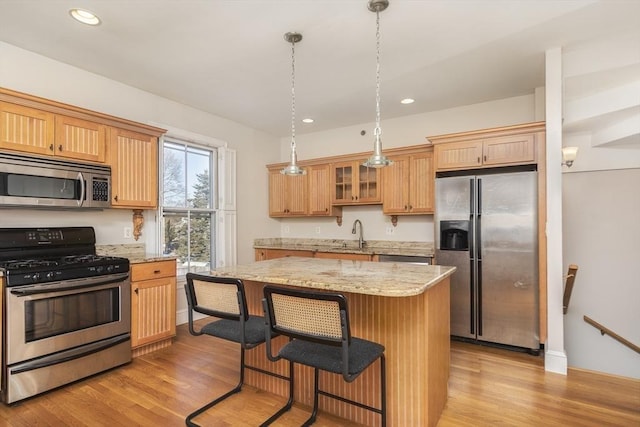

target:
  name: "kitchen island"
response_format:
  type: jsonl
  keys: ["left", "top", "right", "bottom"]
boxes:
{"left": 210, "top": 257, "right": 456, "bottom": 427}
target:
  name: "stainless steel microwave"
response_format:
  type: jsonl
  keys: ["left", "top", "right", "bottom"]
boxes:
{"left": 0, "top": 152, "right": 111, "bottom": 209}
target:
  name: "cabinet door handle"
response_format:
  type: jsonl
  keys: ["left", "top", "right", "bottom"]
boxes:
{"left": 325, "top": 208, "right": 328, "bottom": 212}
{"left": 58, "top": 144, "right": 63, "bottom": 152}
{"left": 153, "top": 270, "right": 161, "bottom": 274}
{"left": 483, "top": 155, "right": 487, "bottom": 161}
{"left": 49, "top": 144, "right": 54, "bottom": 151}
{"left": 114, "top": 195, "right": 119, "bottom": 202}
{"left": 404, "top": 205, "right": 408, "bottom": 211}
{"left": 134, "top": 288, "right": 139, "bottom": 295}
{"left": 477, "top": 156, "right": 481, "bottom": 163}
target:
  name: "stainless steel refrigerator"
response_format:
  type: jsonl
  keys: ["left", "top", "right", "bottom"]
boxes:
{"left": 435, "top": 169, "right": 539, "bottom": 351}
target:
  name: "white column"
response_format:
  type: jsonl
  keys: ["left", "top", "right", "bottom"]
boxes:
{"left": 544, "top": 47, "right": 568, "bottom": 374}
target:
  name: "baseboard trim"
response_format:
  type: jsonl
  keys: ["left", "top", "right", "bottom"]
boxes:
{"left": 545, "top": 348, "right": 568, "bottom": 374}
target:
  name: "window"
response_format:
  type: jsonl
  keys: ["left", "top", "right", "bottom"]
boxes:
{"left": 160, "top": 139, "right": 217, "bottom": 277}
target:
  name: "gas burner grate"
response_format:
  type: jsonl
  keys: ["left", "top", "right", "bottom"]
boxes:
{"left": 1, "top": 259, "right": 60, "bottom": 269}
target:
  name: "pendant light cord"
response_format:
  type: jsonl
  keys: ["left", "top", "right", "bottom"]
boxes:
{"left": 374, "top": 8, "right": 381, "bottom": 138}
{"left": 290, "top": 38, "right": 297, "bottom": 151}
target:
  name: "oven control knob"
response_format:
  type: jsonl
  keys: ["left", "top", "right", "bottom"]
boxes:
{"left": 46, "top": 272, "right": 55, "bottom": 280}
{"left": 32, "top": 272, "right": 41, "bottom": 282}
{"left": 106, "top": 265, "right": 114, "bottom": 273}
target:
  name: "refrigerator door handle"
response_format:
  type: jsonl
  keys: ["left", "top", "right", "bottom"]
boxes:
{"left": 477, "top": 259, "right": 483, "bottom": 336}
{"left": 469, "top": 258, "right": 475, "bottom": 335}
{"left": 477, "top": 179, "right": 482, "bottom": 260}
{"left": 469, "top": 178, "right": 475, "bottom": 257}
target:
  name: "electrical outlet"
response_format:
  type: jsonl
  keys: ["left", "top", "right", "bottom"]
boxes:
{"left": 315, "top": 226, "right": 321, "bottom": 234}
{"left": 124, "top": 227, "right": 132, "bottom": 238}
{"left": 386, "top": 226, "right": 395, "bottom": 235}
{"left": 283, "top": 225, "right": 290, "bottom": 234}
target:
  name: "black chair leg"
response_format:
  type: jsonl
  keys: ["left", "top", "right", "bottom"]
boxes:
{"left": 302, "top": 368, "right": 320, "bottom": 426}
{"left": 259, "top": 360, "right": 295, "bottom": 427}
{"left": 185, "top": 348, "right": 247, "bottom": 427}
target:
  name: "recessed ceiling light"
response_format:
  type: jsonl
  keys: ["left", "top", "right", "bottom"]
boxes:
{"left": 69, "top": 8, "right": 101, "bottom": 26}
{"left": 302, "top": 118, "right": 314, "bottom": 124}
{"left": 400, "top": 98, "right": 415, "bottom": 104}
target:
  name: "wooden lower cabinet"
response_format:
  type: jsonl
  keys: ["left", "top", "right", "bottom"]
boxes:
{"left": 255, "top": 249, "right": 314, "bottom": 260}
{"left": 314, "top": 251, "right": 373, "bottom": 261}
{"left": 255, "top": 248, "right": 374, "bottom": 262}
{"left": 130, "top": 259, "right": 177, "bottom": 356}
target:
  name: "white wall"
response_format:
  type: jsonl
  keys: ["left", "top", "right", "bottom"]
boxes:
{"left": 0, "top": 41, "right": 280, "bottom": 264}
{"left": 560, "top": 32, "right": 640, "bottom": 379}
{"left": 562, "top": 168, "right": 640, "bottom": 379}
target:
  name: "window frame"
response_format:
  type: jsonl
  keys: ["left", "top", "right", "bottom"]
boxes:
{"left": 158, "top": 131, "right": 223, "bottom": 277}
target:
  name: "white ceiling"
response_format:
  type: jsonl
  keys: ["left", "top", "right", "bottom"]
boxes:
{"left": 0, "top": 0, "right": 638, "bottom": 137}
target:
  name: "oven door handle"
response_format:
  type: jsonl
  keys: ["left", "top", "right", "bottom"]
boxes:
{"left": 9, "top": 274, "right": 129, "bottom": 296}
{"left": 9, "top": 334, "right": 130, "bottom": 375}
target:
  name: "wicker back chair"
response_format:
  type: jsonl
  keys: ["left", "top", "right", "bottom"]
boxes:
{"left": 184, "top": 274, "right": 292, "bottom": 427}
{"left": 262, "top": 285, "right": 386, "bottom": 426}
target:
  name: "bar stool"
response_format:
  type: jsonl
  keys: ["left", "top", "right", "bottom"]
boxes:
{"left": 184, "top": 274, "right": 293, "bottom": 427}
{"left": 262, "top": 285, "right": 386, "bottom": 426}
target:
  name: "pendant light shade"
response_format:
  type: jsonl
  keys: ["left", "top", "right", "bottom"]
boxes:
{"left": 363, "top": 0, "right": 392, "bottom": 168}
{"left": 281, "top": 32, "right": 306, "bottom": 175}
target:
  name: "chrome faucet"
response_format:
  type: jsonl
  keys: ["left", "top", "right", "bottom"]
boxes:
{"left": 351, "top": 219, "right": 365, "bottom": 249}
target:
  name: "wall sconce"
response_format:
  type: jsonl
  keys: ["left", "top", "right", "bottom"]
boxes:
{"left": 562, "top": 146, "right": 578, "bottom": 167}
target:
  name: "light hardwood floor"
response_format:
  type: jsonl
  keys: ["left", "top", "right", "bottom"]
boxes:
{"left": 0, "top": 321, "right": 638, "bottom": 426}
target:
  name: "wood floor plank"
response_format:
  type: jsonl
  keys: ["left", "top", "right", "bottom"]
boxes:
{"left": 0, "top": 322, "right": 637, "bottom": 426}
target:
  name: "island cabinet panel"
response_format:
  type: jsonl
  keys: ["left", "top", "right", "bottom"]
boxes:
{"left": 382, "top": 151, "right": 434, "bottom": 215}
{"left": 241, "top": 277, "right": 450, "bottom": 427}
{"left": 130, "top": 260, "right": 177, "bottom": 357}
{"left": 0, "top": 103, "right": 54, "bottom": 155}
{"left": 109, "top": 127, "right": 158, "bottom": 209}
{"left": 268, "top": 170, "right": 308, "bottom": 216}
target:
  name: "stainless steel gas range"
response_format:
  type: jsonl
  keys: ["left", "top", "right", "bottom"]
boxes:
{"left": 0, "top": 227, "right": 131, "bottom": 403}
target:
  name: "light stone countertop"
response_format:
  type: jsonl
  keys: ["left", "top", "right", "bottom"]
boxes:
{"left": 210, "top": 257, "right": 455, "bottom": 297}
{"left": 254, "top": 238, "right": 434, "bottom": 257}
{"left": 96, "top": 244, "right": 176, "bottom": 264}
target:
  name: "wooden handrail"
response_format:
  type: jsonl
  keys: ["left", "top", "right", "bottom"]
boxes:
{"left": 584, "top": 315, "right": 640, "bottom": 354}
{"left": 562, "top": 264, "right": 579, "bottom": 314}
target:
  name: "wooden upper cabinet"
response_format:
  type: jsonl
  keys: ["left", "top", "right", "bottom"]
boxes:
{"left": 434, "top": 140, "right": 483, "bottom": 170}
{"left": 0, "top": 102, "right": 55, "bottom": 156}
{"left": 109, "top": 127, "right": 158, "bottom": 209}
{"left": 0, "top": 102, "right": 107, "bottom": 162}
{"left": 383, "top": 151, "right": 434, "bottom": 215}
{"left": 307, "top": 164, "right": 341, "bottom": 216}
{"left": 268, "top": 169, "right": 307, "bottom": 216}
{"left": 331, "top": 160, "right": 381, "bottom": 205}
{"left": 482, "top": 134, "right": 535, "bottom": 166}
{"left": 431, "top": 124, "right": 541, "bottom": 172}
{"left": 54, "top": 115, "right": 106, "bottom": 162}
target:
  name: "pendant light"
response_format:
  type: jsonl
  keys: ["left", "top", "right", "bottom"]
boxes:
{"left": 363, "top": 0, "right": 393, "bottom": 168}
{"left": 281, "top": 32, "right": 306, "bottom": 175}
